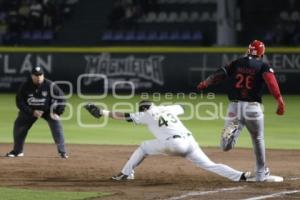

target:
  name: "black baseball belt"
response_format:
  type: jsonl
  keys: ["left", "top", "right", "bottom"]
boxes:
{"left": 167, "top": 133, "right": 192, "bottom": 140}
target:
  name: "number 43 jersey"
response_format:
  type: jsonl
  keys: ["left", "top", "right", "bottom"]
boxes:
{"left": 128, "top": 105, "right": 191, "bottom": 140}
{"left": 223, "top": 56, "right": 274, "bottom": 103}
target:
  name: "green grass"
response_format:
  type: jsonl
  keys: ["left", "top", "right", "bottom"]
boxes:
{"left": 0, "top": 93, "right": 299, "bottom": 149}
{"left": 0, "top": 187, "right": 109, "bottom": 200}
{"left": 0, "top": 93, "right": 299, "bottom": 199}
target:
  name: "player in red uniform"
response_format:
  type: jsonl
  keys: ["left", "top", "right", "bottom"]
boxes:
{"left": 197, "top": 40, "right": 285, "bottom": 181}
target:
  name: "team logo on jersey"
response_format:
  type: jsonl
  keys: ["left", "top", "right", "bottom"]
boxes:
{"left": 42, "top": 91, "right": 48, "bottom": 97}
{"left": 27, "top": 97, "right": 46, "bottom": 106}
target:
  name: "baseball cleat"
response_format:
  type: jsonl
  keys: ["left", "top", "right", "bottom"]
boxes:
{"left": 265, "top": 167, "right": 270, "bottom": 176}
{"left": 239, "top": 171, "right": 252, "bottom": 181}
{"left": 222, "top": 122, "right": 238, "bottom": 140}
{"left": 6, "top": 150, "right": 24, "bottom": 157}
{"left": 59, "top": 153, "right": 69, "bottom": 159}
{"left": 112, "top": 172, "right": 134, "bottom": 181}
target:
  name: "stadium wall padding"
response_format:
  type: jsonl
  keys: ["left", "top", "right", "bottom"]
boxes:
{"left": 0, "top": 47, "right": 299, "bottom": 94}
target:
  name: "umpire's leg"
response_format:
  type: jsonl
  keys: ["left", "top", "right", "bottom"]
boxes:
{"left": 13, "top": 112, "right": 37, "bottom": 154}
{"left": 46, "top": 116, "right": 67, "bottom": 154}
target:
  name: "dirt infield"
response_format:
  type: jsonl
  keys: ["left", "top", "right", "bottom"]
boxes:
{"left": 0, "top": 144, "right": 299, "bottom": 200}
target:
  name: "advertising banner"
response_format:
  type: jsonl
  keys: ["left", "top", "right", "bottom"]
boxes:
{"left": 0, "top": 50, "right": 299, "bottom": 93}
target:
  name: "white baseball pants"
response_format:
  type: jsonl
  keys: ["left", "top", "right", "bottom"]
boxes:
{"left": 120, "top": 135, "right": 243, "bottom": 181}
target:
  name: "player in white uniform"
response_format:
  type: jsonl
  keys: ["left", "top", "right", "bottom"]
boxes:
{"left": 85, "top": 100, "right": 250, "bottom": 181}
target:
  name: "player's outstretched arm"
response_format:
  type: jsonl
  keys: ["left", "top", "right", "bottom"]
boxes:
{"left": 108, "top": 111, "right": 127, "bottom": 120}
{"left": 262, "top": 72, "right": 285, "bottom": 115}
{"left": 84, "top": 103, "right": 127, "bottom": 120}
{"left": 197, "top": 68, "right": 227, "bottom": 91}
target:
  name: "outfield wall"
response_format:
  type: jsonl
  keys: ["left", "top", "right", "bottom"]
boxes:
{"left": 0, "top": 47, "right": 299, "bottom": 94}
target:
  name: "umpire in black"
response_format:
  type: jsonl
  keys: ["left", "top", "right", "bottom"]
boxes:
{"left": 6, "top": 66, "right": 68, "bottom": 158}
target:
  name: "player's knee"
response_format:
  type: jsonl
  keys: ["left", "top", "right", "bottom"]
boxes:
{"left": 139, "top": 142, "right": 149, "bottom": 155}
{"left": 171, "top": 143, "right": 189, "bottom": 155}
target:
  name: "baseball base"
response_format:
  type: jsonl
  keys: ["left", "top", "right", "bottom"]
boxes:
{"left": 247, "top": 175, "right": 283, "bottom": 182}
{"left": 265, "top": 175, "right": 284, "bottom": 182}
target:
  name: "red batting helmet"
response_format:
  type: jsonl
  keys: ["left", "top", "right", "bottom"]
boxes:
{"left": 248, "top": 40, "right": 265, "bottom": 56}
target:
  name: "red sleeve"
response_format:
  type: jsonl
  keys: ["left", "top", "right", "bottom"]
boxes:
{"left": 262, "top": 72, "right": 282, "bottom": 99}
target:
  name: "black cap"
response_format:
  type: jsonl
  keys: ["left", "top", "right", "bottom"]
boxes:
{"left": 139, "top": 100, "right": 152, "bottom": 112}
{"left": 31, "top": 67, "right": 44, "bottom": 76}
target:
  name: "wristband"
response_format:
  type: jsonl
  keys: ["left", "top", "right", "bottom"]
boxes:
{"left": 102, "top": 110, "right": 110, "bottom": 117}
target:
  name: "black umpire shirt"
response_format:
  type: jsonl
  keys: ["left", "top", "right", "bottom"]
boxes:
{"left": 16, "top": 78, "right": 66, "bottom": 117}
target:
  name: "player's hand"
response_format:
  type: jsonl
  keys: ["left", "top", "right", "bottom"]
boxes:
{"left": 84, "top": 103, "right": 102, "bottom": 119}
{"left": 50, "top": 113, "right": 60, "bottom": 120}
{"left": 276, "top": 96, "right": 285, "bottom": 115}
{"left": 33, "top": 110, "right": 44, "bottom": 118}
{"left": 197, "top": 81, "right": 208, "bottom": 91}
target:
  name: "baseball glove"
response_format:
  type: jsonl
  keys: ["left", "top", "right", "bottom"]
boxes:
{"left": 84, "top": 103, "right": 102, "bottom": 118}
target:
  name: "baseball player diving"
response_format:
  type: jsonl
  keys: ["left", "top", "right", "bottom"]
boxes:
{"left": 197, "top": 40, "right": 285, "bottom": 182}
{"left": 85, "top": 100, "right": 251, "bottom": 182}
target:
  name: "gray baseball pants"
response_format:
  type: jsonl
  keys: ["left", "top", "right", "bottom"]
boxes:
{"left": 221, "top": 101, "right": 266, "bottom": 181}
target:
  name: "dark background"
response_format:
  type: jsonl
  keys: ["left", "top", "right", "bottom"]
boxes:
{"left": 0, "top": 0, "right": 299, "bottom": 46}
{"left": 0, "top": 0, "right": 299, "bottom": 94}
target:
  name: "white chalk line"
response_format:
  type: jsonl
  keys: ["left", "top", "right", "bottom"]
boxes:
{"left": 241, "top": 190, "right": 300, "bottom": 200}
{"left": 286, "top": 177, "right": 300, "bottom": 181}
{"left": 166, "top": 186, "right": 246, "bottom": 200}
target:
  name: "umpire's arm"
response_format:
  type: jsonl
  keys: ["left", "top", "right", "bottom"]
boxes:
{"left": 16, "top": 84, "right": 33, "bottom": 115}
{"left": 51, "top": 83, "right": 66, "bottom": 115}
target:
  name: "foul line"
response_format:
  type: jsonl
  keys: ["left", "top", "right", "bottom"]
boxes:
{"left": 286, "top": 177, "right": 300, "bottom": 181}
{"left": 241, "top": 190, "right": 300, "bottom": 200}
{"left": 166, "top": 186, "right": 245, "bottom": 200}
